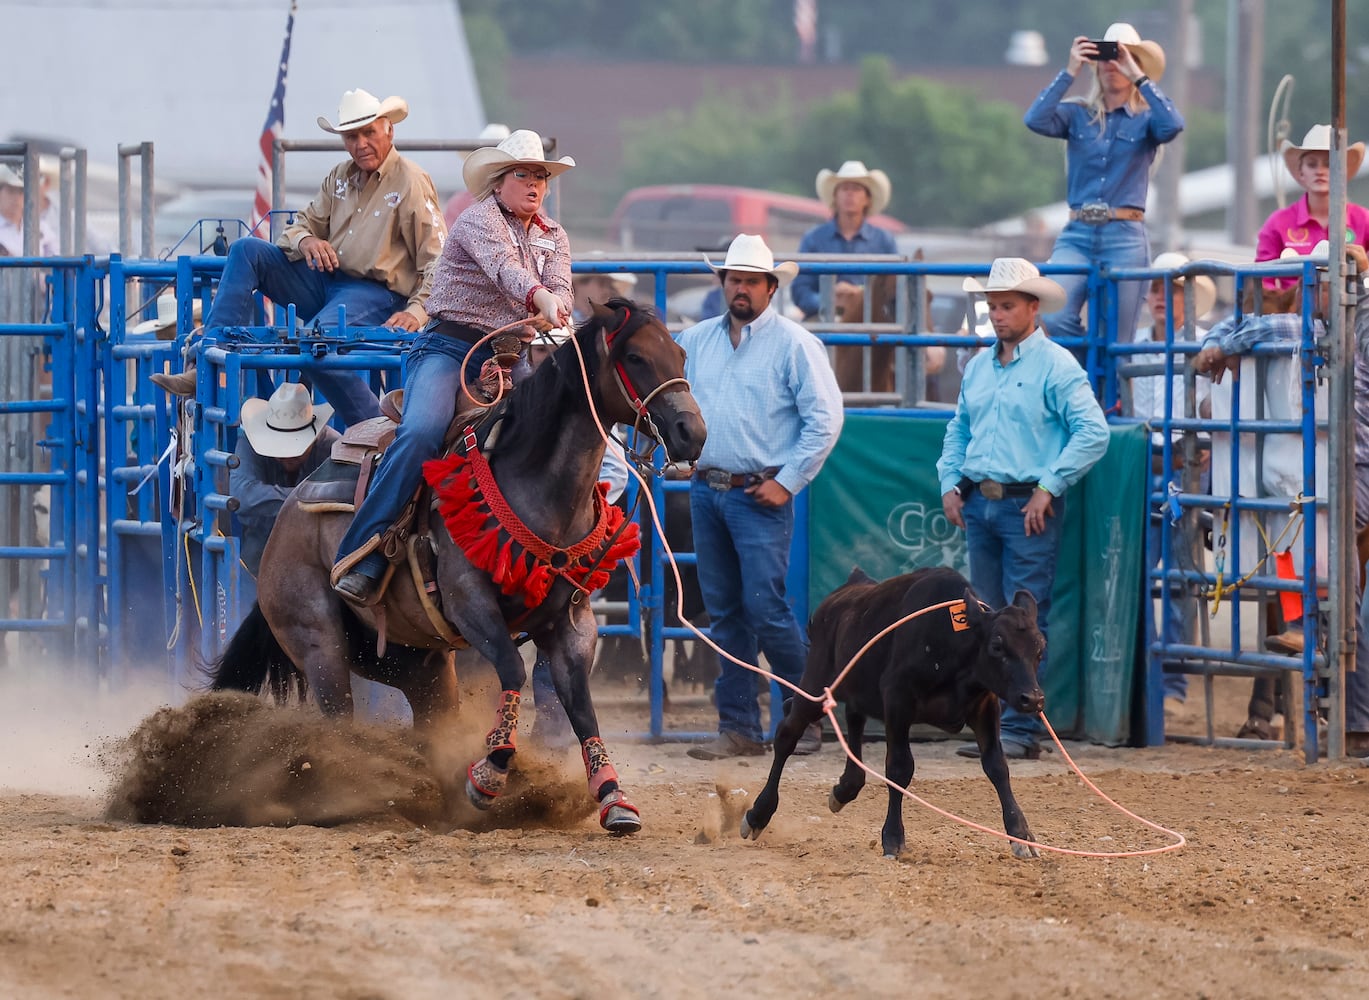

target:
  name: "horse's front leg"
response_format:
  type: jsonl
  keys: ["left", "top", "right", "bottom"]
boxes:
{"left": 545, "top": 598, "right": 642, "bottom": 835}
{"left": 462, "top": 630, "right": 528, "bottom": 811}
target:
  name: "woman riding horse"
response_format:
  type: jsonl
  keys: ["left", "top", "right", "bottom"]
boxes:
{"left": 334, "top": 128, "right": 577, "bottom": 605}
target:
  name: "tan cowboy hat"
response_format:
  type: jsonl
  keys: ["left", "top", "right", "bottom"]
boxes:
{"left": 1281, "top": 124, "right": 1365, "bottom": 181}
{"left": 704, "top": 234, "right": 800, "bottom": 286}
{"left": 962, "top": 257, "right": 1067, "bottom": 313}
{"left": 239, "top": 384, "right": 334, "bottom": 459}
{"left": 1103, "top": 22, "right": 1166, "bottom": 83}
{"left": 815, "top": 160, "right": 892, "bottom": 216}
{"left": 131, "top": 292, "right": 203, "bottom": 338}
{"left": 461, "top": 129, "right": 576, "bottom": 193}
{"left": 317, "top": 88, "right": 409, "bottom": 134}
{"left": 1151, "top": 252, "right": 1217, "bottom": 319}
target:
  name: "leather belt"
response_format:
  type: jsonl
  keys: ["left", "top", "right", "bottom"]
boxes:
{"left": 960, "top": 477, "right": 1038, "bottom": 500}
{"left": 697, "top": 467, "right": 780, "bottom": 492}
{"left": 1069, "top": 204, "right": 1145, "bottom": 224}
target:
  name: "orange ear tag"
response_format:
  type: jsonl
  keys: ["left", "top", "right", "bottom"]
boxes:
{"left": 948, "top": 600, "right": 970, "bottom": 631}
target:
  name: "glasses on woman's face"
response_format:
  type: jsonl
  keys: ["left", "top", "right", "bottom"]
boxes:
{"left": 510, "top": 169, "right": 551, "bottom": 183}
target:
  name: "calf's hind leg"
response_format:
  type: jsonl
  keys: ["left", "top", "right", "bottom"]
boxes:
{"left": 880, "top": 714, "right": 914, "bottom": 859}
{"left": 739, "top": 691, "right": 826, "bottom": 841}
{"left": 828, "top": 708, "right": 868, "bottom": 813}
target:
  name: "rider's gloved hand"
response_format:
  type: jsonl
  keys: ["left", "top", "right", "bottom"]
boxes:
{"left": 531, "top": 287, "right": 568, "bottom": 328}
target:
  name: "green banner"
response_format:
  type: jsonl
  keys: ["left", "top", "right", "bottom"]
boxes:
{"left": 808, "top": 414, "right": 1147, "bottom": 744}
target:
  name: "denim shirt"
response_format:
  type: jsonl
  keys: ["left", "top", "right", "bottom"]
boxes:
{"left": 790, "top": 219, "right": 900, "bottom": 318}
{"left": 1024, "top": 70, "right": 1184, "bottom": 211}
{"left": 937, "top": 328, "right": 1110, "bottom": 496}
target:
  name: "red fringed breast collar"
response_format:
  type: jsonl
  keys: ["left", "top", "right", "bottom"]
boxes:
{"left": 422, "top": 427, "right": 641, "bottom": 611}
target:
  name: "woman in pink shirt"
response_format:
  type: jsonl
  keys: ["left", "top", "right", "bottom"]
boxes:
{"left": 1256, "top": 124, "right": 1369, "bottom": 277}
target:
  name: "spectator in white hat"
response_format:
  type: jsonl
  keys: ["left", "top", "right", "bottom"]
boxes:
{"left": 1025, "top": 23, "right": 1184, "bottom": 345}
{"left": 153, "top": 88, "right": 447, "bottom": 424}
{"left": 681, "top": 234, "right": 844, "bottom": 760}
{"left": 939, "top": 258, "right": 1109, "bottom": 760}
{"left": 0, "top": 164, "right": 58, "bottom": 257}
{"left": 1256, "top": 124, "right": 1369, "bottom": 289}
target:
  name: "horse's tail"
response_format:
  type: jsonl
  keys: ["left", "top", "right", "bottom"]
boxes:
{"left": 208, "top": 602, "right": 306, "bottom": 703}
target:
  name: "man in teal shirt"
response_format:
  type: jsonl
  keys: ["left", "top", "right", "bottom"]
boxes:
{"left": 937, "top": 258, "right": 1110, "bottom": 758}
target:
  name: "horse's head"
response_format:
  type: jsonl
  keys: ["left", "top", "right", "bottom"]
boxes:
{"left": 587, "top": 298, "right": 706, "bottom": 463}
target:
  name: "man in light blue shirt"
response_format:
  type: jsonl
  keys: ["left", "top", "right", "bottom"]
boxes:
{"left": 679, "top": 235, "right": 844, "bottom": 760}
{"left": 938, "top": 258, "right": 1109, "bottom": 759}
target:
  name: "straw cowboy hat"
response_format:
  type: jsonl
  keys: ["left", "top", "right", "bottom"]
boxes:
{"left": 1103, "top": 22, "right": 1166, "bottom": 83}
{"left": 962, "top": 258, "right": 1067, "bottom": 313}
{"left": 239, "top": 384, "right": 334, "bottom": 459}
{"left": 815, "top": 160, "right": 892, "bottom": 216}
{"left": 317, "top": 88, "right": 409, "bottom": 134}
{"left": 461, "top": 129, "right": 576, "bottom": 193}
{"left": 1151, "top": 252, "right": 1217, "bottom": 319}
{"left": 1281, "top": 124, "right": 1365, "bottom": 181}
{"left": 131, "top": 292, "right": 203, "bottom": 339}
{"left": 704, "top": 234, "right": 799, "bottom": 286}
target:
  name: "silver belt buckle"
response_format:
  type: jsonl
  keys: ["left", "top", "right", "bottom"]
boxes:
{"left": 704, "top": 469, "right": 732, "bottom": 492}
{"left": 1079, "top": 202, "right": 1111, "bottom": 225}
{"left": 979, "top": 480, "right": 1005, "bottom": 501}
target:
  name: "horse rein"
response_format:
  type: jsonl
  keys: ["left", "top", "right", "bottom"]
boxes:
{"left": 599, "top": 306, "right": 691, "bottom": 462}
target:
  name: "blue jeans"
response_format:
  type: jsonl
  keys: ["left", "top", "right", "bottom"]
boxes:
{"left": 336, "top": 327, "right": 492, "bottom": 573}
{"left": 1041, "top": 220, "right": 1150, "bottom": 345}
{"left": 963, "top": 490, "right": 1066, "bottom": 746}
{"left": 690, "top": 480, "right": 808, "bottom": 744}
{"left": 208, "top": 237, "right": 406, "bottom": 426}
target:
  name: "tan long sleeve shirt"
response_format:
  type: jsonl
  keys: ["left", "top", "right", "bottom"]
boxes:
{"left": 278, "top": 146, "right": 447, "bottom": 324}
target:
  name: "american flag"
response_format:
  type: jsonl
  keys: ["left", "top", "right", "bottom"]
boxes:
{"left": 252, "top": 1, "right": 297, "bottom": 236}
{"left": 794, "top": 0, "right": 817, "bottom": 64}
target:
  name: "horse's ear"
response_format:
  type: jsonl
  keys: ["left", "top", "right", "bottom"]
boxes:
{"left": 591, "top": 299, "right": 616, "bottom": 323}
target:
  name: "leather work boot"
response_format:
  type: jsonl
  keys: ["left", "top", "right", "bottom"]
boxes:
{"left": 792, "top": 722, "right": 823, "bottom": 756}
{"left": 687, "top": 731, "right": 765, "bottom": 760}
{"left": 333, "top": 570, "right": 379, "bottom": 605}
{"left": 1264, "top": 629, "right": 1305, "bottom": 656}
{"left": 150, "top": 364, "right": 197, "bottom": 396}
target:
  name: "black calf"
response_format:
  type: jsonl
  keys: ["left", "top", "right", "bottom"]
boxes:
{"left": 740, "top": 566, "right": 1045, "bottom": 860}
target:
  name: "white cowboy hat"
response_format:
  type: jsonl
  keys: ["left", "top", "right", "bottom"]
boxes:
{"left": 0, "top": 164, "right": 22, "bottom": 188}
{"left": 962, "top": 257, "right": 1067, "bottom": 313}
{"left": 239, "top": 384, "right": 334, "bottom": 459}
{"left": 316, "top": 88, "right": 409, "bottom": 134}
{"left": 532, "top": 326, "right": 574, "bottom": 347}
{"left": 1103, "top": 22, "right": 1167, "bottom": 83}
{"left": 815, "top": 160, "right": 892, "bottom": 216}
{"left": 704, "top": 234, "right": 800, "bottom": 286}
{"left": 131, "top": 292, "right": 204, "bottom": 338}
{"left": 1280, "top": 240, "right": 1330, "bottom": 264}
{"left": 461, "top": 129, "right": 576, "bottom": 193}
{"left": 1151, "top": 252, "right": 1218, "bottom": 319}
{"left": 1281, "top": 124, "right": 1365, "bottom": 182}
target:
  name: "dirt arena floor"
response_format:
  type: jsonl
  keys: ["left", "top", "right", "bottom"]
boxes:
{"left": 1, "top": 663, "right": 1367, "bottom": 1000}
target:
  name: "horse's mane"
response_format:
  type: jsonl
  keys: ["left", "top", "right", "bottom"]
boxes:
{"left": 490, "top": 297, "right": 654, "bottom": 469}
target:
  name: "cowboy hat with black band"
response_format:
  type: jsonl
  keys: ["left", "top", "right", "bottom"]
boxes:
{"left": 317, "top": 89, "right": 409, "bottom": 134}
{"left": 240, "top": 384, "right": 334, "bottom": 459}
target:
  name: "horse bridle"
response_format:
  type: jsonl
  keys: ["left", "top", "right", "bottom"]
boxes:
{"left": 600, "top": 307, "right": 690, "bottom": 458}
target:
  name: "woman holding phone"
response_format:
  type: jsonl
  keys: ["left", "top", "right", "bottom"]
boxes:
{"left": 1024, "top": 22, "right": 1184, "bottom": 346}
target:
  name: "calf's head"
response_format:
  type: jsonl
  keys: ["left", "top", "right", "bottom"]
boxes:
{"left": 962, "top": 588, "right": 1046, "bottom": 715}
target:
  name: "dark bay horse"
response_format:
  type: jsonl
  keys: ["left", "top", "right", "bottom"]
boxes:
{"left": 210, "top": 299, "right": 706, "bottom": 834}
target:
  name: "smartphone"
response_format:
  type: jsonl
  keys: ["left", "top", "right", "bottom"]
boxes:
{"left": 1087, "top": 39, "right": 1120, "bottom": 61}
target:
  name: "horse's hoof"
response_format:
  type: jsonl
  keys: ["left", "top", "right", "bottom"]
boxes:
{"left": 828, "top": 790, "right": 845, "bottom": 814}
{"left": 1012, "top": 840, "right": 1042, "bottom": 860}
{"left": 602, "top": 805, "right": 642, "bottom": 835}
{"left": 465, "top": 778, "right": 496, "bottom": 811}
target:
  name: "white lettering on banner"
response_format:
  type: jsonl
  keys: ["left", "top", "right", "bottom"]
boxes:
{"left": 885, "top": 501, "right": 968, "bottom": 576}
{"left": 1088, "top": 515, "right": 1126, "bottom": 694}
